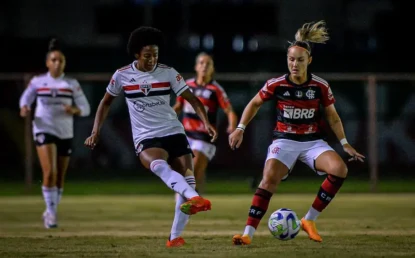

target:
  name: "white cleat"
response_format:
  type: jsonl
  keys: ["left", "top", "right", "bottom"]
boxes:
{"left": 42, "top": 211, "right": 58, "bottom": 229}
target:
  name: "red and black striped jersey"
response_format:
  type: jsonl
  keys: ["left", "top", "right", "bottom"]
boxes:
{"left": 177, "top": 78, "right": 231, "bottom": 142}
{"left": 259, "top": 73, "right": 335, "bottom": 142}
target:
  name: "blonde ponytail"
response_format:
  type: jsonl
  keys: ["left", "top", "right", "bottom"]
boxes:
{"left": 295, "top": 20, "right": 329, "bottom": 44}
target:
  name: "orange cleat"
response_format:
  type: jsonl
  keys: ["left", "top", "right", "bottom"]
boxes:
{"left": 232, "top": 234, "right": 252, "bottom": 245}
{"left": 180, "top": 196, "right": 211, "bottom": 215}
{"left": 166, "top": 236, "right": 186, "bottom": 247}
{"left": 301, "top": 218, "right": 323, "bottom": 242}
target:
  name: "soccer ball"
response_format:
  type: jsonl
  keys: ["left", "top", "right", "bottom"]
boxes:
{"left": 268, "top": 208, "right": 301, "bottom": 240}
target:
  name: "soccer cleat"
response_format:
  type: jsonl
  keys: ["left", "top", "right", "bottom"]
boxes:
{"left": 180, "top": 196, "right": 211, "bottom": 215}
{"left": 42, "top": 211, "right": 58, "bottom": 229}
{"left": 232, "top": 234, "right": 251, "bottom": 245}
{"left": 166, "top": 236, "right": 186, "bottom": 247}
{"left": 301, "top": 218, "right": 322, "bottom": 242}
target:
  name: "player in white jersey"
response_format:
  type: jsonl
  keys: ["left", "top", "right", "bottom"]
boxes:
{"left": 84, "top": 27, "right": 217, "bottom": 247}
{"left": 19, "top": 39, "right": 91, "bottom": 228}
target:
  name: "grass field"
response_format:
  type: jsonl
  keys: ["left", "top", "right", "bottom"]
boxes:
{"left": 0, "top": 193, "right": 414, "bottom": 257}
{"left": 1, "top": 178, "right": 415, "bottom": 196}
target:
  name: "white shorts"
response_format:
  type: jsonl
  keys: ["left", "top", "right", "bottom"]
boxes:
{"left": 187, "top": 137, "right": 216, "bottom": 160}
{"left": 265, "top": 139, "right": 334, "bottom": 180}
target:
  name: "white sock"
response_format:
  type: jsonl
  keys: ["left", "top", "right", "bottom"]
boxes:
{"left": 243, "top": 225, "right": 256, "bottom": 240}
{"left": 170, "top": 176, "right": 196, "bottom": 240}
{"left": 150, "top": 160, "right": 199, "bottom": 199}
{"left": 305, "top": 206, "right": 320, "bottom": 221}
{"left": 57, "top": 188, "right": 64, "bottom": 204}
{"left": 42, "top": 186, "right": 58, "bottom": 214}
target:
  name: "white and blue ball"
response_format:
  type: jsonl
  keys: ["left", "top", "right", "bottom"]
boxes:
{"left": 268, "top": 208, "right": 301, "bottom": 240}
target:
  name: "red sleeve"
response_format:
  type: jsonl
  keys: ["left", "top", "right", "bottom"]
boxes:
{"left": 215, "top": 85, "right": 231, "bottom": 110}
{"left": 176, "top": 96, "right": 185, "bottom": 104}
{"left": 321, "top": 83, "right": 335, "bottom": 107}
{"left": 258, "top": 79, "right": 278, "bottom": 101}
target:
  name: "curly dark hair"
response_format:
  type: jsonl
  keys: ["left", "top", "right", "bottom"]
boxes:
{"left": 127, "top": 26, "right": 164, "bottom": 57}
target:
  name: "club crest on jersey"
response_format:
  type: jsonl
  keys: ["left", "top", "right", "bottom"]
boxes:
{"left": 51, "top": 89, "right": 58, "bottom": 98}
{"left": 140, "top": 83, "right": 152, "bottom": 95}
{"left": 306, "top": 89, "right": 315, "bottom": 99}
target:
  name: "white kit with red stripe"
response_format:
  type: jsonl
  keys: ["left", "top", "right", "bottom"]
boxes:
{"left": 19, "top": 72, "right": 90, "bottom": 139}
{"left": 106, "top": 62, "right": 189, "bottom": 147}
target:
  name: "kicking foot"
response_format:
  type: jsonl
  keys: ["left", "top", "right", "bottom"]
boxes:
{"left": 180, "top": 196, "right": 211, "bottom": 215}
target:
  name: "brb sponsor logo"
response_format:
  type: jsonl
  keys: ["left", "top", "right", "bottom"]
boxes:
{"left": 133, "top": 100, "right": 165, "bottom": 112}
{"left": 283, "top": 106, "right": 315, "bottom": 119}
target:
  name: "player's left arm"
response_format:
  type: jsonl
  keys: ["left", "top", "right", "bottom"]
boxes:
{"left": 172, "top": 96, "right": 184, "bottom": 115}
{"left": 170, "top": 69, "right": 217, "bottom": 142}
{"left": 324, "top": 104, "right": 365, "bottom": 162}
{"left": 66, "top": 80, "right": 91, "bottom": 117}
{"left": 180, "top": 89, "right": 217, "bottom": 142}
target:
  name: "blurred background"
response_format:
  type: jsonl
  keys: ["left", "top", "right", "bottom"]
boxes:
{"left": 1, "top": 0, "right": 414, "bottom": 193}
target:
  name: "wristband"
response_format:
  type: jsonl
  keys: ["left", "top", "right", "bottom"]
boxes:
{"left": 236, "top": 123, "right": 246, "bottom": 131}
{"left": 340, "top": 138, "right": 348, "bottom": 145}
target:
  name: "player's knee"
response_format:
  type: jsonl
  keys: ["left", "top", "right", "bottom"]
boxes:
{"left": 43, "top": 170, "right": 57, "bottom": 184}
{"left": 329, "top": 161, "right": 348, "bottom": 178}
{"left": 259, "top": 174, "right": 280, "bottom": 192}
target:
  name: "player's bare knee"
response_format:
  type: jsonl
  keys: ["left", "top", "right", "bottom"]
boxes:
{"left": 259, "top": 174, "right": 280, "bottom": 192}
{"left": 329, "top": 161, "right": 348, "bottom": 178}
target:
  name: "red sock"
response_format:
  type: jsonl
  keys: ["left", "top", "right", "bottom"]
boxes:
{"left": 312, "top": 174, "right": 345, "bottom": 212}
{"left": 246, "top": 188, "right": 273, "bottom": 229}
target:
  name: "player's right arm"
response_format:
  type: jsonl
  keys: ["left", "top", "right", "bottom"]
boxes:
{"left": 229, "top": 79, "right": 275, "bottom": 150}
{"left": 19, "top": 77, "right": 37, "bottom": 117}
{"left": 84, "top": 72, "right": 121, "bottom": 149}
{"left": 228, "top": 94, "right": 264, "bottom": 149}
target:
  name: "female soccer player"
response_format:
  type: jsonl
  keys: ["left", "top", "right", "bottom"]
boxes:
{"left": 19, "top": 38, "right": 91, "bottom": 228}
{"left": 173, "top": 52, "right": 238, "bottom": 194}
{"left": 229, "top": 21, "right": 365, "bottom": 245}
{"left": 84, "top": 27, "right": 217, "bottom": 247}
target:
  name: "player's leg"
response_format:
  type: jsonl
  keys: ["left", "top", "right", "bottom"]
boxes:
{"left": 167, "top": 154, "right": 197, "bottom": 247}
{"left": 192, "top": 150, "right": 209, "bottom": 194}
{"left": 233, "top": 141, "right": 298, "bottom": 245}
{"left": 56, "top": 156, "right": 69, "bottom": 204}
{"left": 56, "top": 138, "right": 72, "bottom": 206}
{"left": 139, "top": 147, "right": 199, "bottom": 201}
{"left": 35, "top": 138, "right": 58, "bottom": 228}
{"left": 187, "top": 138, "right": 215, "bottom": 194}
{"left": 299, "top": 141, "right": 347, "bottom": 242}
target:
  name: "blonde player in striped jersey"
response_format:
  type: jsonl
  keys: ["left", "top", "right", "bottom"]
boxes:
{"left": 19, "top": 38, "right": 91, "bottom": 228}
{"left": 84, "top": 27, "right": 217, "bottom": 247}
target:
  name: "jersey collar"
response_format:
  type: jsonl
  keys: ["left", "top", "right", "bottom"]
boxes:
{"left": 47, "top": 72, "right": 65, "bottom": 80}
{"left": 285, "top": 72, "right": 312, "bottom": 87}
{"left": 132, "top": 61, "right": 157, "bottom": 73}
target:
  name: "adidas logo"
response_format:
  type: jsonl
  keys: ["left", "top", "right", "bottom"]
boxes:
{"left": 171, "top": 182, "right": 177, "bottom": 189}
{"left": 283, "top": 91, "right": 290, "bottom": 96}
{"left": 130, "top": 78, "right": 136, "bottom": 82}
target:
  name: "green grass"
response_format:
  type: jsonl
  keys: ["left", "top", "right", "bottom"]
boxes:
{"left": 0, "top": 194, "right": 414, "bottom": 257}
{"left": 0, "top": 178, "right": 413, "bottom": 196}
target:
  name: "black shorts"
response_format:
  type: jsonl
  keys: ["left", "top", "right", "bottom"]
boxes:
{"left": 136, "top": 133, "right": 193, "bottom": 161}
{"left": 34, "top": 133, "right": 73, "bottom": 156}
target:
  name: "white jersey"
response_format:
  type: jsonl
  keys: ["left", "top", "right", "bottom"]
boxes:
{"left": 106, "top": 62, "right": 189, "bottom": 147}
{"left": 19, "top": 72, "right": 90, "bottom": 139}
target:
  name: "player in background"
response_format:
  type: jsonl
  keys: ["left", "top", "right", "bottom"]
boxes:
{"left": 84, "top": 27, "right": 217, "bottom": 247}
{"left": 229, "top": 21, "right": 365, "bottom": 245}
{"left": 19, "top": 38, "right": 91, "bottom": 228}
{"left": 173, "top": 52, "right": 238, "bottom": 194}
